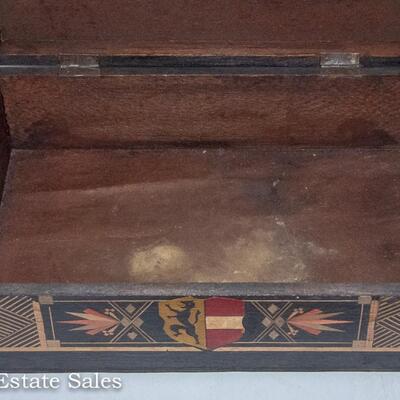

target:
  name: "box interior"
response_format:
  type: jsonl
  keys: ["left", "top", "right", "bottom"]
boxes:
{"left": 1, "top": 1, "right": 400, "bottom": 286}
{"left": 0, "top": 147, "right": 399, "bottom": 284}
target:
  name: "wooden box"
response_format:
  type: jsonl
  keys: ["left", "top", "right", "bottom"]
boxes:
{"left": 0, "top": 1, "right": 400, "bottom": 372}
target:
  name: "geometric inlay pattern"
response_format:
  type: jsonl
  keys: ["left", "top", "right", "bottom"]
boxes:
{"left": 43, "top": 297, "right": 361, "bottom": 350}
{"left": 253, "top": 302, "right": 296, "bottom": 342}
{"left": 0, "top": 296, "right": 41, "bottom": 348}
{"left": 59, "top": 301, "right": 155, "bottom": 343}
{"left": 0, "top": 294, "right": 398, "bottom": 353}
{"left": 373, "top": 297, "right": 400, "bottom": 348}
{"left": 248, "top": 300, "right": 352, "bottom": 343}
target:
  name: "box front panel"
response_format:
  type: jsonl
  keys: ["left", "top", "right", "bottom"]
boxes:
{"left": 1, "top": 293, "right": 399, "bottom": 371}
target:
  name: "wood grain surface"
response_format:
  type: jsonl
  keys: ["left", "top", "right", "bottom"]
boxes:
{"left": 1, "top": 0, "right": 400, "bottom": 56}
{"left": 1, "top": 74, "right": 400, "bottom": 148}
{"left": 1, "top": 148, "right": 399, "bottom": 284}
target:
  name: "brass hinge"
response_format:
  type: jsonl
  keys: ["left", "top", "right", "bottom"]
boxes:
{"left": 320, "top": 53, "right": 360, "bottom": 68}
{"left": 59, "top": 55, "right": 100, "bottom": 76}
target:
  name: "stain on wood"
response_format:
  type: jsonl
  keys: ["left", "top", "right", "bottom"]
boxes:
{"left": 1, "top": 75, "right": 400, "bottom": 148}
{"left": 0, "top": 148, "right": 399, "bottom": 284}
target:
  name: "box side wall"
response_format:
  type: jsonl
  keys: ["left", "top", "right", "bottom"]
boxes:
{"left": 1, "top": 74, "right": 400, "bottom": 149}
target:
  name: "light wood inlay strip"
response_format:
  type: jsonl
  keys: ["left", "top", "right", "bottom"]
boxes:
{"left": 2, "top": 346, "right": 400, "bottom": 353}
{"left": 366, "top": 300, "right": 380, "bottom": 347}
{"left": 32, "top": 301, "right": 47, "bottom": 348}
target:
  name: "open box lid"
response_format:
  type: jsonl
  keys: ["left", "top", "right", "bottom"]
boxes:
{"left": 1, "top": 0, "right": 400, "bottom": 57}
{"left": 0, "top": 1, "right": 399, "bottom": 149}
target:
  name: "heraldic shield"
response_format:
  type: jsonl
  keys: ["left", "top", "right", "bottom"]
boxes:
{"left": 159, "top": 296, "right": 245, "bottom": 350}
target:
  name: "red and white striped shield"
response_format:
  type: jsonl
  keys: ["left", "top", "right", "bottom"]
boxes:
{"left": 204, "top": 297, "right": 245, "bottom": 349}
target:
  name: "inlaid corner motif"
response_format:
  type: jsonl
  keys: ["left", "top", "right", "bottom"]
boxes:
{"left": 0, "top": 296, "right": 45, "bottom": 348}
{"left": 0, "top": 294, "right": 397, "bottom": 353}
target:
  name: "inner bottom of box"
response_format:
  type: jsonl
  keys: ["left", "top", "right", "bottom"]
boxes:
{"left": 0, "top": 147, "right": 399, "bottom": 284}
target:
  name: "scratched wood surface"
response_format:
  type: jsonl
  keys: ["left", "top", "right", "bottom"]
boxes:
{"left": 1, "top": 0, "right": 400, "bottom": 56}
{"left": 1, "top": 75, "right": 400, "bottom": 148}
{"left": 0, "top": 138, "right": 8, "bottom": 200}
{"left": 0, "top": 91, "right": 10, "bottom": 201}
{"left": 0, "top": 148, "right": 399, "bottom": 284}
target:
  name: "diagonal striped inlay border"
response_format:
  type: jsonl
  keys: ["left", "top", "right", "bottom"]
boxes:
{"left": 373, "top": 297, "right": 400, "bottom": 348}
{"left": 0, "top": 296, "right": 42, "bottom": 348}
